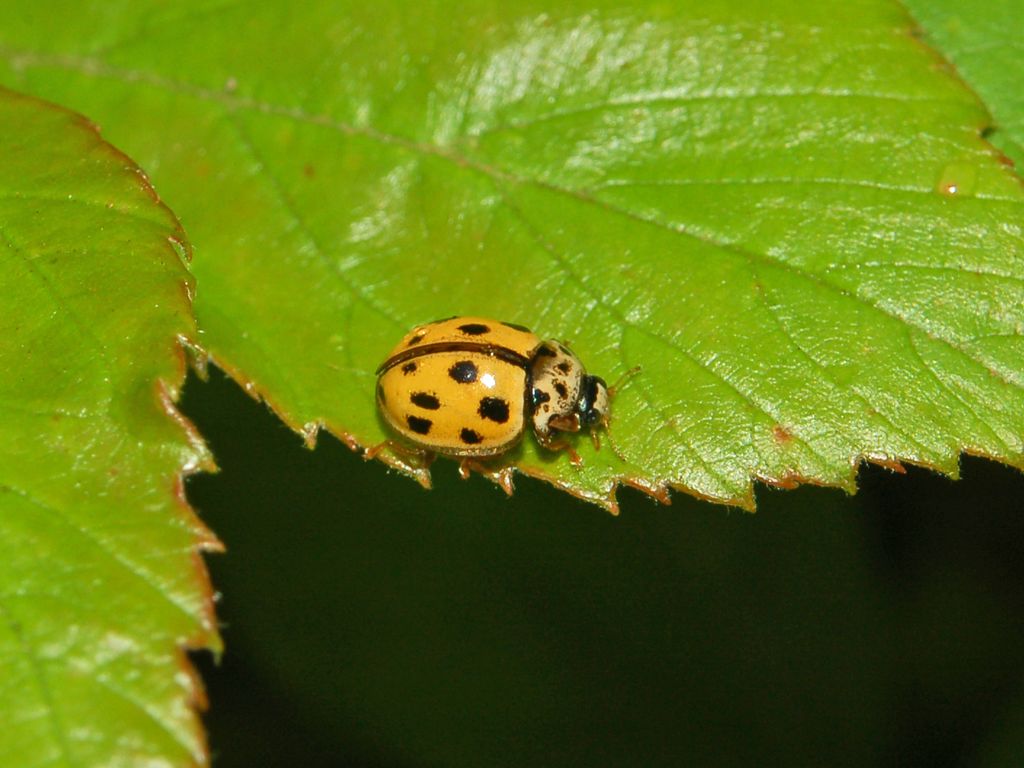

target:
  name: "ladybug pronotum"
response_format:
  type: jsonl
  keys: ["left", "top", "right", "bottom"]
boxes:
{"left": 371, "top": 316, "right": 613, "bottom": 493}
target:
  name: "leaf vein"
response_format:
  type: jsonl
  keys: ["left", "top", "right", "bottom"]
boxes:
{"left": 591, "top": 177, "right": 1023, "bottom": 203}
{"left": 219, "top": 112, "right": 406, "bottom": 333}
{"left": 495, "top": 185, "right": 768, "bottom": 489}
{"left": 0, "top": 597, "right": 76, "bottom": 767}
{"left": 906, "top": 328, "right": 1013, "bottom": 454}
{"left": 0, "top": 227, "right": 110, "bottom": 362}
{"left": 510, "top": 176, "right": 1024, "bottom": 397}
{"left": 0, "top": 192, "right": 174, "bottom": 231}
{"left": 0, "top": 483, "right": 201, "bottom": 634}
{"left": 465, "top": 89, "right": 974, "bottom": 139}
{"left": 753, "top": 276, "right": 935, "bottom": 460}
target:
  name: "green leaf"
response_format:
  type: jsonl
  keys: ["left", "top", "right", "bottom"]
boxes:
{"left": 904, "top": 0, "right": 1024, "bottom": 170}
{"left": 2, "top": 1, "right": 1022, "bottom": 510}
{"left": 0, "top": 88, "right": 218, "bottom": 766}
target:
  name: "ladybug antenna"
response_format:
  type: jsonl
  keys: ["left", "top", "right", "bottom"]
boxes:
{"left": 596, "top": 419, "right": 631, "bottom": 464}
{"left": 597, "top": 365, "right": 641, "bottom": 463}
{"left": 609, "top": 365, "right": 642, "bottom": 397}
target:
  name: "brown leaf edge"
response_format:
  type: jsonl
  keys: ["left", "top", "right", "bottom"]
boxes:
{"left": 4, "top": 88, "right": 223, "bottom": 765}
{"left": 108, "top": 134, "right": 224, "bottom": 767}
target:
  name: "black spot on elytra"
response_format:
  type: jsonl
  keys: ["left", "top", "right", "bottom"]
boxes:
{"left": 554, "top": 381, "right": 568, "bottom": 399}
{"left": 410, "top": 392, "right": 440, "bottom": 410}
{"left": 502, "top": 321, "right": 531, "bottom": 332}
{"left": 449, "top": 360, "right": 478, "bottom": 383}
{"left": 406, "top": 415, "right": 432, "bottom": 435}
{"left": 556, "top": 361, "right": 572, "bottom": 374}
{"left": 532, "top": 388, "right": 551, "bottom": 407}
{"left": 460, "top": 427, "right": 483, "bottom": 445}
{"left": 535, "top": 345, "right": 557, "bottom": 358}
{"left": 402, "top": 362, "right": 417, "bottom": 374}
{"left": 458, "top": 322, "right": 490, "bottom": 335}
{"left": 478, "top": 397, "right": 510, "bottom": 423}
{"left": 407, "top": 332, "right": 427, "bottom": 346}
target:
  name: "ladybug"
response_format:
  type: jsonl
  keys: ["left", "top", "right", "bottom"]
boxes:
{"left": 370, "top": 316, "right": 616, "bottom": 493}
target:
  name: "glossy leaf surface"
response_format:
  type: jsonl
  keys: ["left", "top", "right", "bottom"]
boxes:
{"left": 0, "top": 89, "right": 217, "bottom": 766}
{"left": 2, "top": 1, "right": 1022, "bottom": 509}
{"left": 906, "top": 0, "right": 1024, "bottom": 168}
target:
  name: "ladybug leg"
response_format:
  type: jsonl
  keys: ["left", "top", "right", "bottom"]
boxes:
{"left": 458, "top": 458, "right": 516, "bottom": 496}
{"left": 556, "top": 442, "right": 584, "bottom": 467}
{"left": 547, "top": 414, "right": 581, "bottom": 433}
{"left": 536, "top": 421, "right": 584, "bottom": 467}
{"left": 362, "top": 441, "right": 387, "bottom": 461}
{"left": 364, "top": 440, "right": 434, "bottom": 489}
{"left": 536, "top": 434, "right": 583, "bottom": 467}
{"left": 364, "top": 439, "right": 432, "bottom": 466}
{"left": 589, "top": 413, "right": 613, "bottom": 452}
{"left": 490, "top": 465, "right": 516, "bottom": 496}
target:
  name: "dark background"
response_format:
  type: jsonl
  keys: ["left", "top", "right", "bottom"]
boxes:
{"left": 184, "top": 368, "right": 1024, "bottom": 767}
